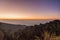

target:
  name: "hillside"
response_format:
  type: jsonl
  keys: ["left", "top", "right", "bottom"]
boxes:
{"left": 0, "top": 20, "right": 60, "bottom": 40}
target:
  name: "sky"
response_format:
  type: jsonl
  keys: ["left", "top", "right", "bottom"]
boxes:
{"left": 0, "top": 0, "right": 60, "bottom": 20}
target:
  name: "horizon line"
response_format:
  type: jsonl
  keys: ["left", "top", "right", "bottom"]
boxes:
{"left": 0, "top": 18, "right": 59, "bottom": 20}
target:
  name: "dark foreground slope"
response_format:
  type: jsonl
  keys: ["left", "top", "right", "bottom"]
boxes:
{"left": 0, "top": 20, "right": 60, "bottom": 40}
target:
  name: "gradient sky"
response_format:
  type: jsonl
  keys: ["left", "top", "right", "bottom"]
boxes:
{"left": 0, "top": 0, "right": 60, "bottom": 20}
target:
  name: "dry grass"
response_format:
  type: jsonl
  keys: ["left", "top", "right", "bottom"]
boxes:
{"left": 50, "top": 36, "right": 60, "bottom": 40}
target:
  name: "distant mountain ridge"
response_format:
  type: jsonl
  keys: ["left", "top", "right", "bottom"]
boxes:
{"left": 0, "top": 20, "right": 60, "bottom": 32}
{"left": 0, "top": 22, "right": 26, "bottom": 31}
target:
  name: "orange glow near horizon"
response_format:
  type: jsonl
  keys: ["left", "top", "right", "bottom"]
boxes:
{"left": 0, "top": 16, "right": 59, "bottom": 20}
{"left": 0, "top": 12, "right": 59, "bottom": 20}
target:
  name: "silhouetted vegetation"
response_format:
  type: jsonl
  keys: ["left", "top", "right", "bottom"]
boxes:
{"left": 0, "top": 20, "right": 60, "bottom": 40}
